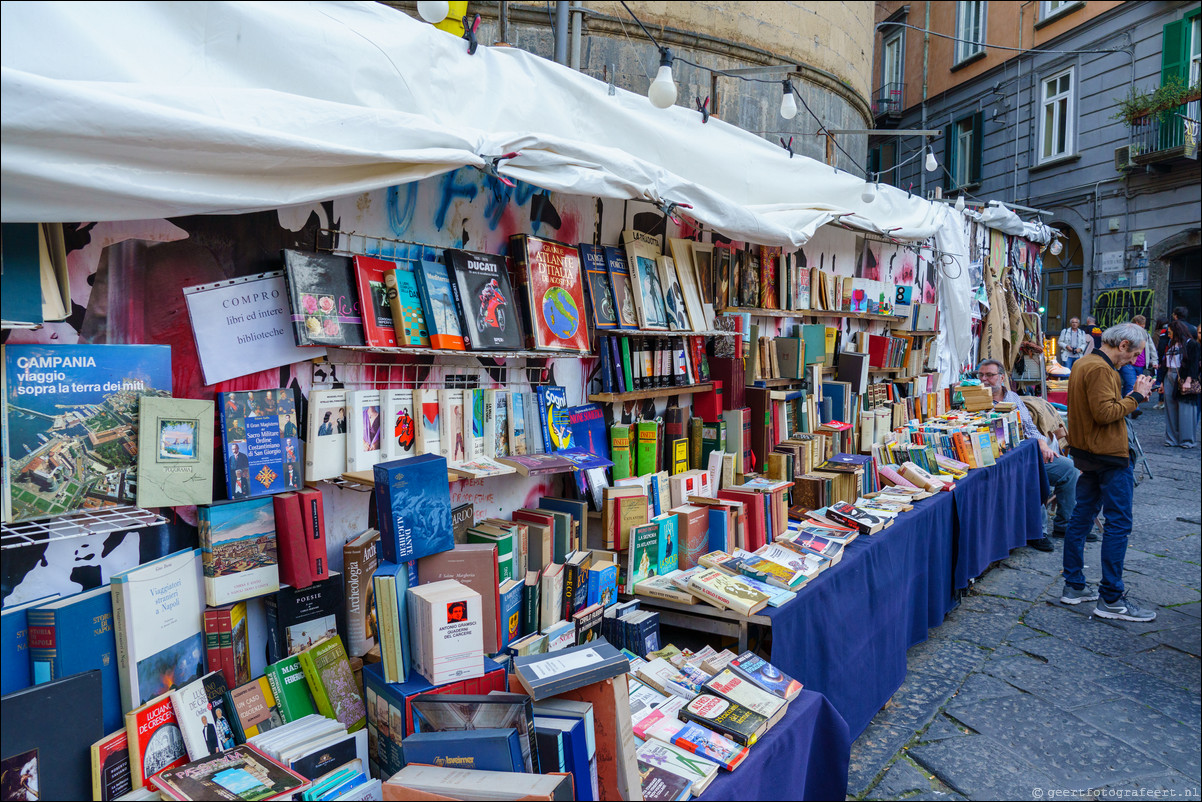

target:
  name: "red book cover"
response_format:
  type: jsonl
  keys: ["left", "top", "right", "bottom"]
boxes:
{"left": 511, "top": 234, "right": 591, "bottom": 354}
{"left": 203, "top": 609, "right": 222, "bottom": 684}
{"left": 126, "top": 694, "right": 188, "bottom": 789}
{"left": 694, "top": 380, "right": 725, "bottom": 422}
{"left": 297, "top": 487, "right": 329, "bottom": 582}
{"left": 718, "top": 488, "right": 767, "bottom": 551}
{"left": 352, "top": 255, "right": 399, "bottom": 348}
{"left": 272, "top": 493, "right": 313, "bottom": 590}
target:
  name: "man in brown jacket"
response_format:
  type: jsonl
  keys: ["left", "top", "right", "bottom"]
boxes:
{"left": 1060, "top": 322, "right": 1157, "bottom": 621}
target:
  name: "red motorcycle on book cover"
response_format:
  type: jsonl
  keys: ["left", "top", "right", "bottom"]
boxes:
{"left": 477, "top": 278, "right": 508, "bottom": 334}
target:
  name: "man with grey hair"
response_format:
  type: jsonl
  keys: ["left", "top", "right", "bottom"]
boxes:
{"left": 1058, "top": 317, "right": 1090, "bottom": 368}
{"left": 1060, "top": 322, "right": 1156, "bottom": 621}
{"left": 976, "top": 359, "right": 1079, "bottom": 553}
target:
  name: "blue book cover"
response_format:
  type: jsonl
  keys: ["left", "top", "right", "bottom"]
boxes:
{"left": 567, "top": 404, "right": 610, "bottom": 461}
{"left": 0, "top": 593, "right": 58, "bottom": 695}
{"left": 586, "top": 563, "right": 619, "bottom": 608}
{"left": 533, "top": 716, "right": 593, "bottom": 801}
{"left": 707, "top": 508, "right": 729, "bottom": 553}
{"left": 0, "top": 223, "right": 42, "bottom": 325}
{"left": 820, "top": 381, "right": 848, "bottom": 424}
{"left": 374, "top": 560, "right": 414, "bottom": 681}
{"left": 634, "top": 611, "right": 661, "bottom": 657}
{"left": 535, "top": 386, "right": 572, "bottom": 452}
{"left": 655, "top": 515, "right": 679, "bottom": 575}
{"left": 415, "top": 259, "right": 466, "bottom": 350}
{"left": 25, "top": 586, "right": 122, "bottom": 732}
{"left": 218, "top": 388, "right": 302, "bottom": 500}
{"left": 402, "top": 729, "right": 525, "bottom": 773}
{"left": 372, "top": 454, "right": 453, "bottom": 564}
{"left": 500, "top": 580, "right": 523, "bottom": 651}
{"left": 3, "top": 344, "right": 172, "bottom": 522}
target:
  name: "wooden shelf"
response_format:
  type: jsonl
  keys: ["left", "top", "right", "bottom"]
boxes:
{"left": 868, "top": 366, "right": 905, "bottom": 373}
{"left": 892, "top": 330, "right": 938, "bottom": 336}
{"left": 588, "top": 382, "right": 713, "bottom": 403}
{"left": 746, "top": 378, "right": 803, "bottom": 387}
{"left": 598, "top": 329, "right": 738, "bottom": 338}
{"left": 718, "top": 307, "right": 905, "bottom": 323}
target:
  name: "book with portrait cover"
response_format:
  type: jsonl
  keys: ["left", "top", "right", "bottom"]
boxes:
{"left": 137, "top": 397, "right": 214, "bottom": 508}
{"left": 1, "top": 670, "right": 103, "bottom": 800}
{"left": 281, "top": 250, "right": 365, "bottom": 347}
{"left": 353, "top": 254, "right": 399, "bottom": 348}
{"left": 111, "top": 548, "right": 206, "bottom": 714}
{"left": 2, "top": 344, "right": 171, "bottom": 523}
{"left": 444, "top": 249, "right": 524, "bottom": 351}
{"left": 346, "top": 389, "right": 384, "bottom": 472}
{"left": 199, "top": 497, "right": 280, "bottom": 606}
{"left": 168, "top": 670, "right": 236, "bottom": 761}
{"left": 415, "top": 258, "right": 467, "bottom": 351}
{"left": 510, "top": 234, "right": 591, "bottom": 353}
{"left": 579, "top": 243, "right": 619, "bottom": 331}
{"left": 304, "top": 388, "right": 347, "bottom": 482}
{"left": 218, "top": 388, "right": 302, "bottom": 500}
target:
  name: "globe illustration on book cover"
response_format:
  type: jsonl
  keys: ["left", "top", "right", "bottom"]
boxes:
{"left": 542, "top": 286, "right": 580, "bottom": 339}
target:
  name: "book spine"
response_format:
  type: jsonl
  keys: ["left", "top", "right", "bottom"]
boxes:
{"left": 264, "top": 596, "right": 283, "bottom": 665}
{"left": 264, "top": 666, "right": 289, "bottom": 722}
{"left": 444, "top": 261, "right": 475, "bottom": 349}
{"left": 685, "top": 579, "right": 731, "bottom": 611}
{"left": 298, "top": 650, "right": 335, "bottom": 719}
{"left": 111, "top": 579, "right": 135, "bottom": 716}
{"left": 25, "top": 609, "right": 57, "bottom": 682}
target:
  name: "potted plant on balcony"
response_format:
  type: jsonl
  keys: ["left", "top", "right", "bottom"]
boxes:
{"left": 1113, "top": 76, "right": 1201, "bottom": 127}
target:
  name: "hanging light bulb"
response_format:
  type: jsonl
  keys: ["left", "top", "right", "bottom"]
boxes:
{"left": 1050, "top": 238, "right": 1064, "bottom": 256}
{"left": 924, "top": 147, "right": 938, "bottom": 172}
{"left": 648, "top": 49, "right": 678, "bottom": 109}
{"left": 955, "top": 194, "right": 965, "bottom": 212}
{"left": 780, "top": 80, "right": 798, "bottom": 120}
{"left": 416, "top": 0, "right": 450, "bottom": 23}
{"left": 861, "top": 175, "right": 877, "bottom": 204}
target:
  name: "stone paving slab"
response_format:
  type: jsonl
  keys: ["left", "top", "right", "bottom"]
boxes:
{"left": 869, "top": 670, "right": 965, "bottom": 734}
{"left": 915, "top": 713, "right": 976, "bottom": 742}
{"left": 943, "top": 693, "right": 1173, "bottom": 786}
{"left": 908, "top": 735, "right": 1066, "bottom": 801}
{"left": 847, "top": 723, "right": 915, "bottom": 797}
{"left": 863, "top": 757, "right": 939, "bottom": 801}
{"left": 1116, "top": 646, "right": 1202, "bottom": 692}
{"left": 1021, "top": 604, "right": 1155, "bottom": 656}
{"left": 1014, "top": 634, "right": 1140, "bottom": 676}
{"left": 980, "top": 661, "right": 1125, "bottom": 710}
{"left": 1103, "top": 670, "right": 1202, "bottom": 726}
{"left": 1150, "top": 624, "right": 1202, "bottom": 656}
{"left": 948, "top": 672, "right": 1022, "bottom": 705}
{"left": 1072, "top": 697, "right": 1202, "bottom": 781}
{"left": 904, "top": 638, "right": 988, "bottom": 679}
{"left": 970, "top": 565, "right": 1057, "bottom": 602}
{"left": 1174, "top": 601, "right": 1202, "bottom": 618}
{"left": 1091, "top": 771, "right": 1202, "bottom": 800}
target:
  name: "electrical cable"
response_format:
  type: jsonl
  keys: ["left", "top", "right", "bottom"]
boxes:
{"left": 875, "top": 20, "right": 1130, "bottom": 56}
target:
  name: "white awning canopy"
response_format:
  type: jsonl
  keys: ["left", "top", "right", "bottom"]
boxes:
{"left": 2, "top": 0, "right": 947, "bottom": 246}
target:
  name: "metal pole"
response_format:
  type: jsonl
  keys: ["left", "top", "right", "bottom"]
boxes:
{"left": 569, "top": 0, "right": 584, "bottom": 70}
{"left": 920, "top": 1, "right": 930, "bottom": 196}
{"left": 553, "top": 1, "right": 569, "bottom": 65}
{"left": 498, "top": 0, "right": 509, "bottom": 45}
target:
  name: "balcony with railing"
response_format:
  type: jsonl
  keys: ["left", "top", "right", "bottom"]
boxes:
{"left": 873, "top": 82, "right": 905, "bottom": 122}
{"left": 1130, "top": 98, "right": 1200, "bottom": 165}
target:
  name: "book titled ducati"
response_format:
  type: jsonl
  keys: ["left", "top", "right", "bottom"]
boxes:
{"left": 444, "top": 249, "right": 523, "bottom": 351}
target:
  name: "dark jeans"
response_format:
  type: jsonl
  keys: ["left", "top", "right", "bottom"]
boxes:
{"left": 1062, "top": 461, "right": 1133, "bottom": 603}
{"left": 1119, "top": 364, "right": 1138, "bottom": 398}
{"left": 1045, "top": 454, "right": 1078, "bottom": 532}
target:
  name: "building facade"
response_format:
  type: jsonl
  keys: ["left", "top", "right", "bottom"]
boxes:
{"left": 388, "top": 1, "right": 876, "bottom": 171}
{"left": 871, "top": 0, "right": 1200, "bottom": 331}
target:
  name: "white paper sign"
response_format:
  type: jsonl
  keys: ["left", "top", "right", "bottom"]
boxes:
{"left": 184, "top": 271, "right": 325, "bottom": 386}
{"left": 1099, "top": 251, "right": 1125, "bottom": 273}
{"left": 527, "top": 647, "right": 605, "bottom": 680}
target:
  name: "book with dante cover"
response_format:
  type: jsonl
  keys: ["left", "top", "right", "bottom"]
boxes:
{"left": 510, "top": 234, "right": 590, "bottom": 353}
{"left": 91, "top": 729, "right": 133, "bottom": 801}
{"left": 352, "top": 254, "right": 399, "bottom": 348}
{"left": 604, "top": 246, "right": 640, "bottom": 329}
{"left": 281, "top": 250, "right": 365, "bottom": 347}
{"left": 137, "top": 397, "right": 214, "bottom": 508}
{"left": 149, "top": 744, "right": 308, "bottom": 802}
{"left": 297, "top": 635, "right": 366, "bottom": 732}
{"left": 218, "top": 388, "right": 302, "bottom": 500}
{"left": 579, "top": 243, "right": 619, "bottom": 331}
{"left": 199, "top": 498, "right": 280, "bottom": 607}
{"left": 415, "top": 258, "right": 467, "bottom": 351}
{"left": 226, "top": 676, "right": 285, "bottom": 743}
{"left": 444, "top": 249, "right": 524, "bottom": 351}
{"left": 384, "top": 266, "right": 431, "bottom": 348}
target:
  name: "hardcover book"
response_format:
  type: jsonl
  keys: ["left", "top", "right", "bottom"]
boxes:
{"left": 409, "top": 693, "right": 539, "bottom": 773}
{"left": 402, "top": 728, "right": 525, "bottom": 773}
{"left": 304, "top": 388, "right": 347, "bottom": 482}
{"left": 298, "top": 634, "right": 367, "bottom": 732}
{"left": 679, "top": 693, "right": 767, "bottom": 746}
{"left": 169, "top": 671, "right": 235, "bottom": 760}
{"left": 204, "top": 602, "right": 251, "bottom": 691}
{"left": 90, "top": 729, "right": 133, "bottom": 801}
{"left": 218, "top": 388, "right": 302, "bottom": 499}
{"left": 343, "top": 529, "right": 380, "bottom": 658}
{"left": 604, "top": 246, "right": 640, "bottom": 330}
{"left": 415, "top": 258, "right": 467, "bottom": 350}
{"left": 579, "top": 243, "right": 619, "bottom": 331}
{"left": 418, "top": 544, "right": 502, "bottom": 657}
{"left": 136, "top": 397, "right": 214, "bottom": 508}
{"left": 281, "top": 249, "right": 365, "bottom": 347}
{"left": 0, "top": 594, "right": 58, "bottom": 696}
{"left": 384, "top": 266, "right": 431, "bottom": 348}
{"left": 623, "top": 230, "right": 669, "bottom": 330}
{"left": 444, "top": 249, "right": 523, "bottom": 351}
{"left": 380, "top": 389, "right": 418, "bottom": 462}
{"left": 227, "top": 676, "right": 285, "bottom": 742}
{"left": 2, "top": 670, "right": 104, "bottom": 799}
{"left": 125, "top": 690, "right": 188, "bottom": 789}
{"left": 3, "top": 344, "right": 171, "bottom": 522}
{"left": 199, "top": 497, "right": 280, "bottom": 606}
{"left": 111, "top": 548, "right": 206, "bottom": 713}
{"left": 510, "top": 234, "right": 591, "bottom": 353}
{"left": 373, "top": 454, "right": 454, "bottom": 565}
{"left": 264, "top": 655, "right": 318, "bottom": 722}
{"left": 264, "top": 572, "right": 345, "bottom": 664}
{"left": 26, "top": 585, "right": 122, "bottom": 733}
{"left": 353, "top": 254, "right": 400, "bottom": 348}
{"left": 150, "top": 744, "right": 308, "bottom": 801}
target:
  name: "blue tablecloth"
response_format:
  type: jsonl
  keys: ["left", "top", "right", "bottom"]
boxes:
{"left": 950, "top": 438, "right": 1048, "bottom": 589}
{"left": 759, "top": 439, "right": 1046, "bottom": 739}
{"left": 700, "top": 688, "right": 849, "bottom": 801}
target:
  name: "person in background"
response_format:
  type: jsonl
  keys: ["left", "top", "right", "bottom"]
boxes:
{"left": 1060, "top": 322, "right": 1156, "bottom": 622}
{"left": 1172, "top": 305, "right": 1198, "bottom": 338}
{"left": 1058, "top": 317, "right": 1091, "bottom": 369}
{"left": 1153, "top": 318, "right": 1169, "bottom": 409}
{"left": 1086, "top": 316, "right": 1103, "bottom": 352}
{"left": 1161, "top": 319, "right": 1200, "bottom": 449}
{"left": 977, "top": 359, "right": 1078, "bottom": 552}
{"left": 1119, "top": 315, "right": 1157, "bottom": 407}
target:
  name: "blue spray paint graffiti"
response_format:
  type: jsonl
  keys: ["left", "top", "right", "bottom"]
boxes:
{"left": 386, "top": 184, "right": 417, "bottom": 237}
{"left": 433, "top": 169, "right": 481, "bottom": 231}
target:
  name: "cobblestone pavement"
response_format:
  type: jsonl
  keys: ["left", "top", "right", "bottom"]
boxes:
{"left": 849, "top": 407, "right": 1201, "bottom": 802}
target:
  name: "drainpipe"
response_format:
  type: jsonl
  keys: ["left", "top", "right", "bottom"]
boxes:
{"left": 498, "top": 0, "right": 509, "bottom": 45}
{"left": 920, "top": 1, "right": 930, "bottom": 196}
{"left": 569, "top": 1, "right": 584, "bottom": 71}
{"left": 553, "top": 1, "right": 569, "bottom": 65}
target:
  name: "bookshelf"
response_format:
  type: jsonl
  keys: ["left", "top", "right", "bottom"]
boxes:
{"left": 893, "top": 329, "right": 938, "bottom": 337}
{"left": 344, "top": 345, "right": 569, "bottom": 360}
{"left": 867, "top": 366, "right": 905, "bottom": 374}
{"left": 718, "top": 306, "right": 905, "bottom": 323}
{"left": 746, "top": 377, "right": 802, "bottom": 387}
{"left": 1, "top": 505, "right": 167, "bottom": 551}
{"left": 587, "top": 382, "right": 713, "bottom": 404}
{"left": 599, "top": 328, "right": 739, "bottom": 338}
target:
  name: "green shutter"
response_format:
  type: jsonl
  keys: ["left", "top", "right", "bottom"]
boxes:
{"left": 868, "top": 146, "right": 881, "bottom": 175}
{"left": 1161, "top": 19, "right": 1187, "bottom": 86}
{"left": 971, "top": 111, "right": 984, "bottom": 184}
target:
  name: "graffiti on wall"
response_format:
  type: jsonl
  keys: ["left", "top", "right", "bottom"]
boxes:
{"left": 1094, "top": 289, "right": 1154, "bottom": 328}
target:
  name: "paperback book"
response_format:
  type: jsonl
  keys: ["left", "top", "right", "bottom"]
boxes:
{"left": 414, "top": 258, "right": 467, "bottom": 350}
{"left": 353, "top": 255, "right": 400, "bottom": 348}
{"left": 218, "top": 388, "right": 302, "bottom": 499}
{"left": 304, "top": 388, "right": 347, "bottom": 482}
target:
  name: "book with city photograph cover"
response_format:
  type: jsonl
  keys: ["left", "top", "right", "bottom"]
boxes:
{"left": 218, "top": 388, "right": 302, "bottom": 501}
{"left": 199, "top": 497, "right": 280, "bottom": 606}
{"left": 150, "top": 744, "right": 308, "bottom": 801}
{"left": 444, "top": 249, "right": 523, "bottom": 351}
{"left": 2, "top": 344, "right": 171, "bottom": 523}
{"left": 281, "top": 250, "right": 365, "bottom": 348}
